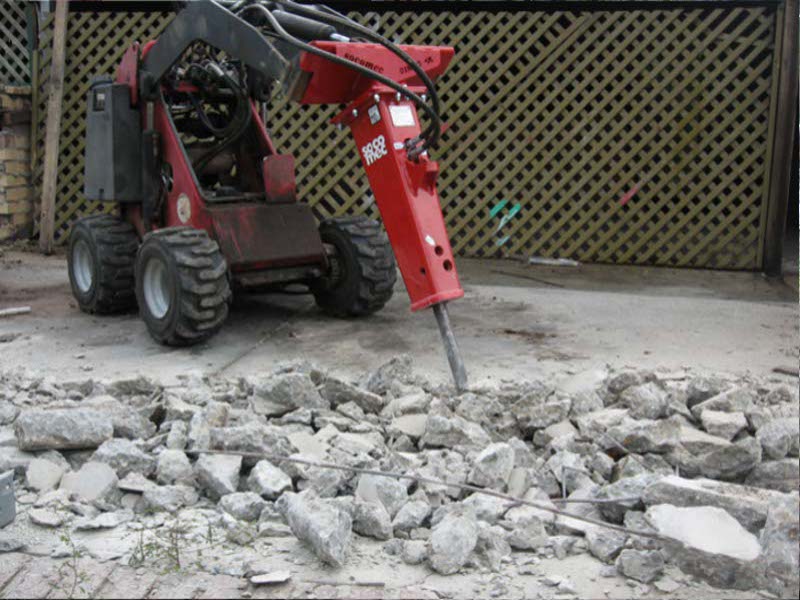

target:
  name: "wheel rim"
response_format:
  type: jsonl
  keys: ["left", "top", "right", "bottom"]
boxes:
{"left": 72, "top": 239, "right": 94, "bottom": 293}
{"left": 143, "top": 256, "right": 171, "bottom": 319}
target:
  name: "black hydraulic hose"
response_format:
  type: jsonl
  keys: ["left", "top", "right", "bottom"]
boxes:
{"left": 194, "top": 72, "right": 252, "bottom": 173}
{"left": 239, "top": 3, "right": 440, "bottom": 153}
{"left": 271, "top": 0, "right": 443, "bottom": 148}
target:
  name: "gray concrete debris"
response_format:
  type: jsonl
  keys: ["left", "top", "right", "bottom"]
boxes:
{"left": 140, "top": 484, "right": 199, "bottom": 513}
{"left": 219, "top": 492, "right": 267, "bottom": 522}
{"left": 546, "top": 450, "right": 593, "bottom": 494}
{"left": 156, "top": 449, "right": 193, "bottom": 485}
{"left": 621, "top": 382, "right": 669, "bottom": 420}
{"left": 462, "top": 492, "right": 511, "bottom": 524}
{"left": 514, "top": 394, "right": 571, "bottom": 433}
{"left": 421, "top": 414, "right": 492, "bottom": 451}
{"left": 392, "top": 499, "right": 431, "bottom": 533}
{"left": 674, "top": 435, "right": 763, "bottom": 481}
{"left": 758, "top": 493, "right": 800, "bottom": 599}
{"left": 365, "top": 354, "right": 415, "bottom": 395}
{"left": 92, "top": 439, "right": 156, "bottom": 478}
{"left": 352, "top": 499, "right": 393, "bottom": 540}
{"left": 248, "top": 459, "right": 293, "bottom": 500}
{"left": 60, "top": 461, "right": 118, "bottom": 503}
{"left": 82, "top": 395, "right": 156, "bottom": 440}
{"left": 317, "top": 377, "right": 385, "bottom": 414}
{"left": 685, "top": 375, "right": 729, "bottom": 408}
{"left": 355, "top": 473, "right": 408, "bottom": 518}
{"left": 388, "top": 414, "right": 427, "bottom": 439}
{"left": 277, "top": 492, "right": 353, "bottom": 567}
{"left": 605, "top": 417, "right": 680, "bottom": 454}
{"left": 615, "top": 549, "right": 665, "bottom": 583}
{"left": 209, "top": 422, "right": 296, "bottom": 465}
{"left": 756, "top": 417, "right": 800, "bottom": 460}
{"left": 468, "top": 442, "right": 515, "bottom": 491}
{"left": 745, "top": 459, "right": 799, "bottom": 493}
{"left": 504, "top": 515, "right": 548, "bottom": 550}
{"left": 0, "top": 401, "right": 20, "bottom": 426}
{"left": 700, "top": 410, "right": 747, "bottom": 441}
{"left": 586, "top": 526, "right": 627, "bottom": 563}
{"left": 28, "top": 507, "right": 65, "bottom": 528}
{"left": 596, "top": 474, "right": 659, "bottom": 523}
{"left": 25, "top": 457, "right": 66, "bottom": 492}
{"left": 646, "top": 504, "right": 762, "bottom": 589}
{"left": 166, "top": 421, "right": 188, "bottom": 450}
{"left": 690, "top": 387, "right": 756, "bottom": 420}
{"left": 251, "top": 373, "right": 328, "bottom": 417}
{"left": 402, "top": 539, "right": 428, "bottom": 565}
{"left": 15, "top": 408, "right": 113, "bottom": 451}
{"left": 428, "top": 507, "right": 479, "bottom": 575}
{"left": 74, "top": 510, "right": 133, "bottom": 530}
{"left": 642, "top": 475, "right": 779, "bottom": 533}
{"left": 194, "top": 453, "right": 242, "bottom": 500}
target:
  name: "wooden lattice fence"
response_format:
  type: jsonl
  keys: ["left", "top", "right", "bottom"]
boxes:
{"left": 0, "top": 1, "right": 30, "bottom": 86}
{"left": 28, "top": 3, "right": 784, "bottom": 269}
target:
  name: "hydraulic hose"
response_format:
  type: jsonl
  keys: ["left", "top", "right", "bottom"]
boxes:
{"left": 270, "top": 0, "right": 443, "bottom": 148}
{"left": 239, "top": 2, "right": 441, "bottom": 152}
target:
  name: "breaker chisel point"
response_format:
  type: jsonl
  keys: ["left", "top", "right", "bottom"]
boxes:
{"left": 432, "top": 302, "right": 468, "bottom": 392}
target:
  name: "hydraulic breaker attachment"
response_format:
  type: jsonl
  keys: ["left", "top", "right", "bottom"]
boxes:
{"left": 332, "top": 86, "right": 468, "bottom": 390}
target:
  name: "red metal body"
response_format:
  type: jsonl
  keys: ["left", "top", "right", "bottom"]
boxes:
{"left": 115, "top": 39, "right": 463, "bottom": 311}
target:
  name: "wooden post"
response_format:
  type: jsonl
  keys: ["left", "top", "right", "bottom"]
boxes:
{"left": 38, "top": 0, "right": 68, "bottom": 255}
{"left": 763, "top": 0, "right": 799, "bottom": 276}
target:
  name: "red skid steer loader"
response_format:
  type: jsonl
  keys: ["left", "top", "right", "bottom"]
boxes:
{"left": 68, "top": 0, "right": 468, "bottom": 389}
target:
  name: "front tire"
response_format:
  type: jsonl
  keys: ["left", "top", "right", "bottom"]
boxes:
{"left": 67, "top": 214, "right": 139, "bottom": 314}
{"left": 135, "top": 227, "right": 231, "bottom": 346}
{"left": 313, "top": 216, "right": 397, "bottom": 317}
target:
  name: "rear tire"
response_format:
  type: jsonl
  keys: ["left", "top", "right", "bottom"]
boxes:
{"left": 313, "top": 216, "right": 397, "bottom": 317}
{"left": 67, "top": 214, "right": 139, "bottom": 314}
{"left": 135, "top": 227, "right": 231, "bottom": 346}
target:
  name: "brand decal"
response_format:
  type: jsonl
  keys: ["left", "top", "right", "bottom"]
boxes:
{"left": 362, "top": 135, "right": 388, "bottom": 167}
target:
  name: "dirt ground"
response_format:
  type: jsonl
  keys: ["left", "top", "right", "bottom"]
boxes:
{"left": 0, "top": 247, "right": 797, "bottom": 387}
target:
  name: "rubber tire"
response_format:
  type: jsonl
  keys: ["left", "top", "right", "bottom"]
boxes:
{"left": 67, "top": 214, "right": 139, "bottom": 315}
{"left": 313, "top": 216, "right": 397, "bottom": 317}
{"left": 135, "top": 227, "right": 231, "bottom": 346}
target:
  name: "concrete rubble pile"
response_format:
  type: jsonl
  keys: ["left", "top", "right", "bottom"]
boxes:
{"left": 0, "top": 358, "right": 798, "bottom": 597}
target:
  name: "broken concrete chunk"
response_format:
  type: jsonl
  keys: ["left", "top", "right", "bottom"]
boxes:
{"left": 251, "top": 373, "right": 328, "bottom": 417}
{"left": 156, "top": 449, "right": 193, "bottom": 485}
{"left": 756, "top": 417, "right": 799, "bottom": 460}
{"left": 29, "top": 507, "right": 65, "bottom": 528}
{"left": 392, "top": 500, "right": 431, "bottom": 532}
{"left": 642, "top": 475, "right": 778, "bottom": 533}
{"left": 596, "top": 474, "right": 659, "bottom": 523}
{"left": 690, "top": 387, "right": 756, "bottom": 420}
{"left": 317, "top": 377, "right": 385, "bottom": 414}
{"left": 26, "top": 457, "right": 66, "bottom": 492}
{"left": 353, "top": 500, "right": 393, "bottom": 540}
{"left": 615, "top": 549, "right": 664, "bottom": 583}
{"left": 606, "top": 417, "right": 680, "bottom": 454}
{"left": 83, "top": 395, "right": 156, "bottom": 440}
{"left": 365, "top": 355, "right": 415, "bottom": 395}
{"left": 745, "top": 459, "right": 799, "bottom": 493}
{"left": 219, "top": 492, "right": 267, "bottom": 522}
{"left": 194, "top": 453, "right": 241, "bottom": 500}
{"left": 686, "top": 375, "right": 729, "bottom": 408}
{"left": 427, "top": 507, "right": 479, "bottom": 575}
{"left": 546, "top": 450, "right": 592, "bottom": 494}
{"left": 166, "top": 421, "right": 188, "bottom": 450}
{"left": 248, "top": 459, "right": 293, "bottom": 500}
{"left": 701, "top": 410, "right": 747, "bottom": 441}
{"left": 646, "top": 504, "right": 762, "bottom": 589}
{"left": 92, "top": 439, "right": 156, "bottom": 478}
{"left": 586, "top": 526, "right": 627, "bottom": 563}
{"left": 677, "top": 435, "right": 762, "bottom": 481}
{"left": 504, "top": 515, "right": 548, "bottom": 550}
{"left": 15, "top": 408, "right": 113, "bottom": 451}
{"left": 514, "top": 394, "right": 571, "bottom": 433}
{"left": 209, "top": 422, "right": 296, "bottom": 465}
{"left": 140, "top": 484, "right": 199, "bottom": 513}
{"left": 402, "top": 539, "right": 428, "bottom": 565}
{"left": 420, "top": 415, "right": 491, "bottom": 451}
{"left": 277, "top": 492, "right": 352, "bottom": 567}
{"left": 60, "top": 461, "right": 118, "bottom": 504}
{"left": 621, "top": 383, "right": 669, "bottom": 420}
{"left": 388, "top": 414, "right": 427, "bottom": 439}
{"left": 758, "top": 493, "right": 799, "bottom": 599}
{"left": 74, "top": 509, "right": 133, "bottom": 530}
{"left": 462, "top": 493, "right": 511, "bottom": 524}
{"left": 468, "top": 442, "right": 514, "bottom": 491}
{"left": 0, "top": 401, "right": 20, "bottom": 426}
{"left": 355, "top": 474, "right": 408, "bottom": 519}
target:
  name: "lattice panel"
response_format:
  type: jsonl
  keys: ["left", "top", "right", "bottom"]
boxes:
{"left": 33, "top": 6, "right": 780, "bottom": 269}
{"left": 0, "top": 0, "right": 30, "bottom": 85}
